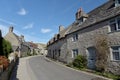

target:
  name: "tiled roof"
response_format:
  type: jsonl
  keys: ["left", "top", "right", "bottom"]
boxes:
{"left": 68, "top": 0, "right": 120, "bottom": 33}
{"left": 48, "top": 24, "right": 73, "bottom": 45}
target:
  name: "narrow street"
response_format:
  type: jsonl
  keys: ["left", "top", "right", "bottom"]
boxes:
{"left": 10, "top": 55, "right": 109, "bottom": 80}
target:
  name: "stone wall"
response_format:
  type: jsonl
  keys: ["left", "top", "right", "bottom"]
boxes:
{"left": 20, "top": 44, "right": 31, "bottom": 57}
{"left": 107, "top": 31, "right": 120, "bottom": 75}
{"left": 67, "top": 18, "right": 120, "bottom": 75}
{"left": 47, "top": 38, "right": 68, "bottom": 63}
{"left": 67, "top": 20, "right": 109, "bottom": 63}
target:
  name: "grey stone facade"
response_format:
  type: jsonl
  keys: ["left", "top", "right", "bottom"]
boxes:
{"left": 47, "top": 0, "right": 120, "bottom": 75}
{"left": 4, "top": 27, "right": 31, "bottom": 57}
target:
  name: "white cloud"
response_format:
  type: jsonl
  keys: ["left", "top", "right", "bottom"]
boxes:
{"left": 0, "top": 18, "right": 16, "bottom": 25}
{"left": 41, "top": 28, "right": 51, "bottom": 33}
{"left": 23, "top": 23, "right": 34, "bottom": 29}
{"left": 17, "top": 8, "right": 27, "bottom": 15}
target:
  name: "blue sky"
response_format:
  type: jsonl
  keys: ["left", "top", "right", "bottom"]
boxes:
{"left": 0, "top": 0, "right": 107, "bottom": 43}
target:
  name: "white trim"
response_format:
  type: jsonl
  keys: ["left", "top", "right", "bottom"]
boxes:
{"left": 72, "top": 49, "right": 78, "bottom": 58}
{"left": 115, "top": 0, "right": 120, "bottom": 7}
{"left": 110, "top": 48, "right": 113, "bottom": 60}
{"left": 109, "top": 16, "right": 120, "bottom": 32}
{"left": 111, "top": 46, "right": 120, "bottom": 61}
{"left": 71, "top": 50, "right": 74, "bottom": 58}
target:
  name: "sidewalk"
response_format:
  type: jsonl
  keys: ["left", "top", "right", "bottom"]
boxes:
{"left": 10, "top": 57, "right": 31, "bottom": 80}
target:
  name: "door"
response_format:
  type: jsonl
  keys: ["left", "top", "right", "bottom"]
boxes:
{"left": 87, "top": 47, "right": 96, "bottom": 69}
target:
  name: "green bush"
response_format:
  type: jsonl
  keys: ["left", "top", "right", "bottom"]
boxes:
{"left": 72, "top": 55, "right": 87, "bottom": 69}
{"left": 0, "top": 38, "right": 12, "bottom": 57}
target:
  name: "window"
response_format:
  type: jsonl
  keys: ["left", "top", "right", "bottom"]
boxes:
{"left": 72, "top": 49, "right": 78, "bottom": 58}
{"left": 72, "top": 33, "right": 78, "bottom": 41}
{"left": 58, "top": 49, "right": 61, "bottom": 57}
{"left": 110, "top": 17, "right": 120, "bottom": 32}
{"left": 115, "top": 0, "right": 120, "bottom": 7}
{"left": 111, "top": 46, "right": 120, "bottom": 61}
{"left": 117, "top": 18, "right": 120, "bottom": 29}
{"left": 57, "top": 34, "right": 60, "bottom": 40}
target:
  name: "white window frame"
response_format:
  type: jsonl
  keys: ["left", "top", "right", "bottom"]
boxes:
{"left": 72, "top": 33, "right": 78, "bottom": 42}
{"left": 72, "top": 49, "right": 78, "bottom": 58}
{"left": 111, "top": 46, "right": 120, "bottom": 61}
{"left": 109, "top": 17, "right": 120, "bottom": 32}
{"left": 115, "top": 0, "right": 120, "bottom": 7}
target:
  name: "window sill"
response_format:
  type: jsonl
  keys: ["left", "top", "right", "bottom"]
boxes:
{"left": 72, "top": 40, "right": 78, "bottom": 42}
{"left": 110, "top": 60, "right": 120, "bottom": 62}
{"left": 108, "top": 30, "right": 120, "bottom": 34}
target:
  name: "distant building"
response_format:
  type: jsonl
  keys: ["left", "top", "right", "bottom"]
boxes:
{"left": 47, "top": 0, "right": 120, "bottom": 75}
{"left": 37, "top": 43, "right": 47, "bottom": 55}
{"left": 4, "top": 27, "right": 30, "bottom": 57}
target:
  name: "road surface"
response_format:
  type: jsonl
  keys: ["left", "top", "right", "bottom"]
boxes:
{"left": 10, "top": 55, "right": 109, "bottom": 80}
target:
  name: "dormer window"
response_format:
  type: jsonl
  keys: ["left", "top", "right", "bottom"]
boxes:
{"left": 75, "top": 8, "right": 88, "bottom": 25}
{"left": 72, "top": 33, "right": 78, "bottom": 41}
{"left": 115, "top": 0, "right": 120, "bottom": 7}
{"left": 57, "top": 34, "right": 60, "bottom": 40}
{"left": 109, "top": 17, "right": 120, "bottom": 32}
{"left": 53, "top": 37, "right": 55, "bottom": 42}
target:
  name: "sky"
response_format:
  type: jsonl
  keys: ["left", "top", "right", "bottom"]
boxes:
{"left": 0, "top": 0, "right": 107, "bottom": 44}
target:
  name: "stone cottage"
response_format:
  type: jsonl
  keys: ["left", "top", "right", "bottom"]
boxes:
{"left": 4, "top": 27, "right": 31, "bottom": 57}
{"left": 47, "top": 25, "right": 72, "bottom": 62}
{"left": 37, "top": 43, "right": 47, "bottom": 55}
{"left": 47, "top": 0, "right": 120, "bottom": 75}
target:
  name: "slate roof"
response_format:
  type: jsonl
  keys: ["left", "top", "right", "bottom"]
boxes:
{"left": 68, "top": 0, "right": 120, "bottom": 34}
{"left": 48, "top": 24, "right": 73, "bottom": 45}
{"left": 47, "top": 0, "right": 120, "bottom": 45}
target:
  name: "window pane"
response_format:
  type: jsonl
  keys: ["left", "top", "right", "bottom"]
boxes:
{"left": 110, "top": 19, "right": 115, "bottom": 23}
{"left": 76, "top": 34, "right": 78, "bottom": 40}
{"left": 110, "top": 23, "right": 117, "bottom": 31}
{"left": 73, "top": 49, "right": 78, "bottom": 58}
{"left": 117, "top": 18, "right": 120, "bottom": 29}
{"left": 118, "top": 0, "right": 120, "bottom": 4}
{"left": 112, "top": 46, "right": 119, "bottom": 50}
{"left": 113, "top": 52, "right": 120, "bottom": 60}
{"left": 73, "top": 34, "right": 78, "bottom": 41}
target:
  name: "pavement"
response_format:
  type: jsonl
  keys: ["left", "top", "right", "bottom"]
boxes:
{"left": 10, "top": 56, "right": 36, "bottom": 80}
{"left": 10, "top": 55, "right": 111, "bottom": 80}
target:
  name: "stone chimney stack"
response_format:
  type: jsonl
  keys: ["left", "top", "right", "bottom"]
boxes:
{"left": 20, "top": 35, "right": 25, "bottom": 42}
{"left": 59, "top": 25, "right": 64, "bottom": 32}
{"left": 76, "top": 8, "right": 88, "bottom": 20}
{"left": 9, "top": 26, "right": 13, "bottom": 33}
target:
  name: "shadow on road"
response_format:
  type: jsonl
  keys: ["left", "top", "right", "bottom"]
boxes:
{"left": 10, "top": 59, "right": 20, "bottom": 80}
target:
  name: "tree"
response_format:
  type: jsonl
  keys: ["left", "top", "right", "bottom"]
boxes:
{"left": 0, "top": 38, "right": 13, "bottom": 57}
{"left": 95, "top": 35, "right": 109, "bottom": 72}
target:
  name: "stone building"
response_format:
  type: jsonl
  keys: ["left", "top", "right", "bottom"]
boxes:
{"left": 47, "top": 25, "right": 72, "bottom": 62}
{"left": 47, "top": 0, "right": 120, "bottom": 75}
{"left": 37, "top": 43, "right": 47, "bottom": 55}
{"left": 4, "top": 27, "right": 30, "bottom": 57}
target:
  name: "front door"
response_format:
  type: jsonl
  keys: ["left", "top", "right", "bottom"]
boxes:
{"left": 87, "top": 47, "right": 96, "bottom": 69}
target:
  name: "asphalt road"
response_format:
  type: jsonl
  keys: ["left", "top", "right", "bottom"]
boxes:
{"left": 28, "top": 56, "right": 107, "bottom": 80}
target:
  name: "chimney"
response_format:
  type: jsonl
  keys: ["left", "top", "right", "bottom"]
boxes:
{"left": 20, "top": 35, "right": 25, "bottom": 42}
{"left": 76, "top": 8, "right": 88, "bottom": 20}
{"left": 9, "top": 26, "right": 13, "bottom": 33}
{"left": 59, "top": 25, "right": 64, "bottom": 32}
